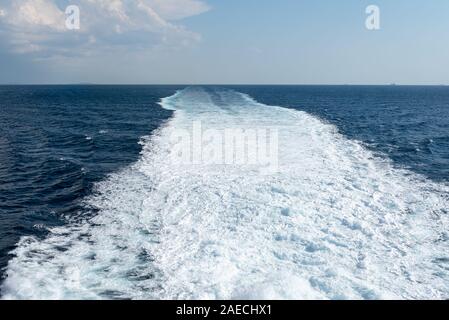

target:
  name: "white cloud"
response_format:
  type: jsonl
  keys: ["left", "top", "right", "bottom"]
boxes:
{"left": 1, "top": 0, "right": 65, "bottom": 31}
{"left": 148, "top": 0, "right": 210, "bottom": 20}
{"left": 0, "top": 0, "right": 210, "bottom": 56}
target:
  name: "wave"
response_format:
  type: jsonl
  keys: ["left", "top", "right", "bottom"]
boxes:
{"left": 2, "top": 87, "right": 449, "bottom": 300}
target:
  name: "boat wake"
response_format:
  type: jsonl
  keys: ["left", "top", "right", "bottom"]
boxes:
{"left": 2, "top": 87, "right": 449, "bottom": 299}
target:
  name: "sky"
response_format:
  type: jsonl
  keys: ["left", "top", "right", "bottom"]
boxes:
{"left": 0, "top": 0, "right": 449, "bottom": 84}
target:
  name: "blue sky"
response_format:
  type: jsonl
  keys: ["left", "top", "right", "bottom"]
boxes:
{"left": 1, "top": 0, "right": 449, "bottom": 84}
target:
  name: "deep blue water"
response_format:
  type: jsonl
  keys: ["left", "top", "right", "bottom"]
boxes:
{"left": 1, "top": 85, "right": 449, "bottom": 298}
{"left": 0, "top": 85, "right": 179, "bottom": 280}
{"left": 233, "top": 85, "right": 449, "bottom": 182}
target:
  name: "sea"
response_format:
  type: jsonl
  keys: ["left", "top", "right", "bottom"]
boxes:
{"left": 0, "top": 85, "right": 448, "bottom": 299}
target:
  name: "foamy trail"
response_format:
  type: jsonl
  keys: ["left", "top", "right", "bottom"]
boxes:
{"left": 2, "top": 87, "right": 449, "bottom": 300}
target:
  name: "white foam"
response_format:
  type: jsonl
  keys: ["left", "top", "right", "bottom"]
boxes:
{"left": 2, "top": 87, "right": 449, "bottom": 300}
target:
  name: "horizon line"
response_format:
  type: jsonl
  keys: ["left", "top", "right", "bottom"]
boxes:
{"left": 1, "top": 83, "right": 448, "bottom": 86}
